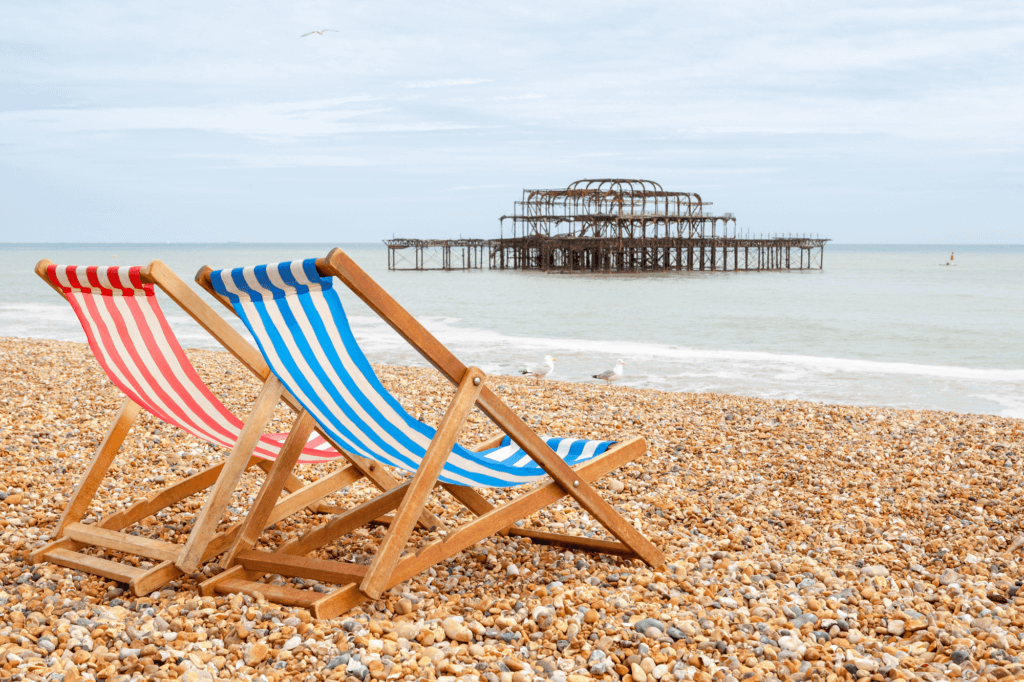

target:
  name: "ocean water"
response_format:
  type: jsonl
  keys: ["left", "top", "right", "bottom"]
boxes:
{"left": 2, "top": 243, "right": 1022, "bottom": 418}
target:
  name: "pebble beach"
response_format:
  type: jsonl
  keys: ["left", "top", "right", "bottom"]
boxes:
{"left": 1, "top": 336, "right": 1022, "bottom": 682}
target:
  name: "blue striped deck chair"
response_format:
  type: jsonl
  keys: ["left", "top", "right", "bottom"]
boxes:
{"left": 194, "top": 248, "right": 663, "bottom": 618}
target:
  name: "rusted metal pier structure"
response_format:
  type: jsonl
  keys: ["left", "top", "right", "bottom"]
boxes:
{"left": 490, "top": 234, "right": 828, "bottom": 272}
{"left": 492, "top": 179, "right": 828, "bottom": 273}
{"left": 384, "top": 238, "right": 487, "bottom": 271}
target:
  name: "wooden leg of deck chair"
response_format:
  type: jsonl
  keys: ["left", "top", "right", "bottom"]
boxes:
{"left": 358, "top": 459, "right": 444, "bottom": 532}
{"left": 473, "top": 432, "right": 507, "bottom": 452}
{"left": 441, "top": 483, "right": 494, "bottom": 516}
{"left": 261, "top": 464, "right": 363, "bottom": 529}
{"left": 444, "top": 433, "right": 645, "bottom": 537}
{"left": 253, "top": 434, "right": 442, "bottom": 531}
{"left": 279, "top": 481, "right": 411, "bottom": 558}
{"left": 360, "top": 367, "right": 485, "bottom": 600}
{"left": 305, "top": 431, "right": 444, "bottom": 532}
{"left": 220, "top": 410, "right": 316, "bottom": 568}
{"left": 30, "top": 455, "right": 262, "bottom": 565}
{"left": 478, "top": 393, "right": 665, "bottom": 568}
{"left": 130, "top": 462, "right": 363, "bottom": 596}
{"left": 433, "top": 431, "right": 506, "bottom": 518}
{"left": 247, "top": 436, "right": 650, "bottom": 619}
{"left": 254, "top": 459, "right": 326, "bottom": 514}
{"left": 53, "top": 398, "right": 141, "bottom": 538}
{"left": 390, "top": 435, "right": 647, "bottom": 587}
{"left": 177, "top": 375, "right": 285, "bottom": 573}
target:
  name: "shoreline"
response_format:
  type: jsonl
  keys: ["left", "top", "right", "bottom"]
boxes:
{"left": 3, "top": 330, "right": 1021, "bottom": 420}
{"left": 1, "top": 337, "right": 1022, "bottom": 682}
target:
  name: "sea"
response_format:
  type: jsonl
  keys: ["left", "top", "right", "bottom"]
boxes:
{"left": 2, "top": 243, "right": 1022, "bottom": 418}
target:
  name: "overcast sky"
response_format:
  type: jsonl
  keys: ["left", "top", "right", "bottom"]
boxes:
{"left": 2, "top": 1, "right": 1021, "bottom": 243}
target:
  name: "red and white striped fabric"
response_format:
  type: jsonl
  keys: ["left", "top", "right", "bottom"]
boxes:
{"left": 46, "top": 264, "right": 342, "bottom": 464}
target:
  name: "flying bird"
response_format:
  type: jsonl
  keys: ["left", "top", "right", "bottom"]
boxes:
{"left": 301, "top": 29, "right": 339, "bottom": 37}
{"left": 592, "top": 359, "right": 625, "bottom": 383}
{"left": 520, "top": 355, "right": 556, "bottom": 381}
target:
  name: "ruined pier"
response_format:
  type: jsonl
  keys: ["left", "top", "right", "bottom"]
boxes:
{"left": 386, "top": 179, "right": 828, "bottom": 273}
{"left": 384, "top": 238, "right": 487, "bottom": 271}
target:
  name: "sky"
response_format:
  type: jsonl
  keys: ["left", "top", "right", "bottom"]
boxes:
{"left": 1, "top": 1, "right": 1022, "bottom": 244}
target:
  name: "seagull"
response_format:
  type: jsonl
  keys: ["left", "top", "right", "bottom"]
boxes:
{"left": 520, "top": 355, "right": 556, "bottom": 381}
{"left": 301, "top": 29, "right": 339, "bottom": 37}
{"left": 592, "top": 359, "right": 625, "bottom": 383}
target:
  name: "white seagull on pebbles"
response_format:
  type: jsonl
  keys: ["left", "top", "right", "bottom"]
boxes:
{"left": 592, "top": 359, "right": 625, "bottom": 383}
{"left": 520, "top": 355, "right": 556, "bottom": 381}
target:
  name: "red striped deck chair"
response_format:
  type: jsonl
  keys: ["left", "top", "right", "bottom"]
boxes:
{"left": 31, "top": 259, "right": 432, "bottom": 596}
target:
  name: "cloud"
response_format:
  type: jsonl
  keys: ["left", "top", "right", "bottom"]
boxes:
{"left": 0, "top": 1, "right": 1021, "bottom": 243}
{"left": 176, "top": 153, "right": 378, "bottom": 169}
{"left": 403, "top": 78, "right": 493, "bottom": 89}
{"left": 490, "top": 94, "right": 544, "bottom": 101}
{"left": 0, "top": 98, "right": 481, "bottom": 140}
{"left": 437, "top": 183, "right": 522, "bottom": 193}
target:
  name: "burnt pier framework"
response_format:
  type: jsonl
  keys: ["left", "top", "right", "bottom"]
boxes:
{"left": 384, "top": 238, "right": 487, "bottom": 271}
{"left": 489, "top": 235, "right": 826, "bottom": 272}
{"left": 386, "top": 179, "right": 828, "bottom": 273}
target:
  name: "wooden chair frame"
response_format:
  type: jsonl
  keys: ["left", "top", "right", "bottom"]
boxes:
{"left": 196, "top": 248, "right": 665, "bottom": 618}
{"left": 30, "top": 259, "right": 435, "bottom": 595}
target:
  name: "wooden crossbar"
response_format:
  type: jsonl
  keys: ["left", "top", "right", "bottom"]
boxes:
{"left": 262, "top": 465, "right": 363, "bottom": 528}
{"left": 363, "top": 514, "right": 633, "bottom": 555}
{"left": 236, "top": 550, "right": 367, "bottom": 584}
{"left": 63, "top": 523, "right": 182, "bottom": 563}
{"left": 278, "top": 483, "right": 411, "bottom": 558}
{"left": 214, "top": 578, "right": 321, "bottom": 609}
{"left": 507, "top": 528, "right": 634, "bottom": 556}
{"left": 46, "top": 548, "right": 146, "bottom": 583}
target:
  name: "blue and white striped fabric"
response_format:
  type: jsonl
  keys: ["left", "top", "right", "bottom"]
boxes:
{"left": 208, "top": 259, "right": 614, "bottom": 488}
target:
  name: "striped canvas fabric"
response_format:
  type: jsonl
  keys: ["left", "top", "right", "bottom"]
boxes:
{"left": 46, "top": 264, "right": 340, "bottom": 464}
{"left": 208, "top": 259, "right": 614, "bottom": 488}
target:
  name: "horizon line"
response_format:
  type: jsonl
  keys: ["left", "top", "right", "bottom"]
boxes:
{"left": 2, "top": 241, "right": 1024, "bottom": 247}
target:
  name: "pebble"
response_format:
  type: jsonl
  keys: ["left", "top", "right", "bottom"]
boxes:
{"left": 634, "top": 617, "right": 665, "bottom": 634}
{"left": 886, "top": 619, "right": 905, "bottom": 636}
{"left": 860, "top": 564, "right": 890, "bottom": 577}
{"left": 243, "top": 642, "right": 269, "bottom": 666}
{"left": 790, "top": 612, "right": 817, "bottom": 628}
{"left": 530, "top": 605, "right": 554, "bottom": 630}
{"left": 1, "top": 337, "right": 1022, "bottom": 682}
{"left": 442, "top": 616, "right": 473, "bottom": 643}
